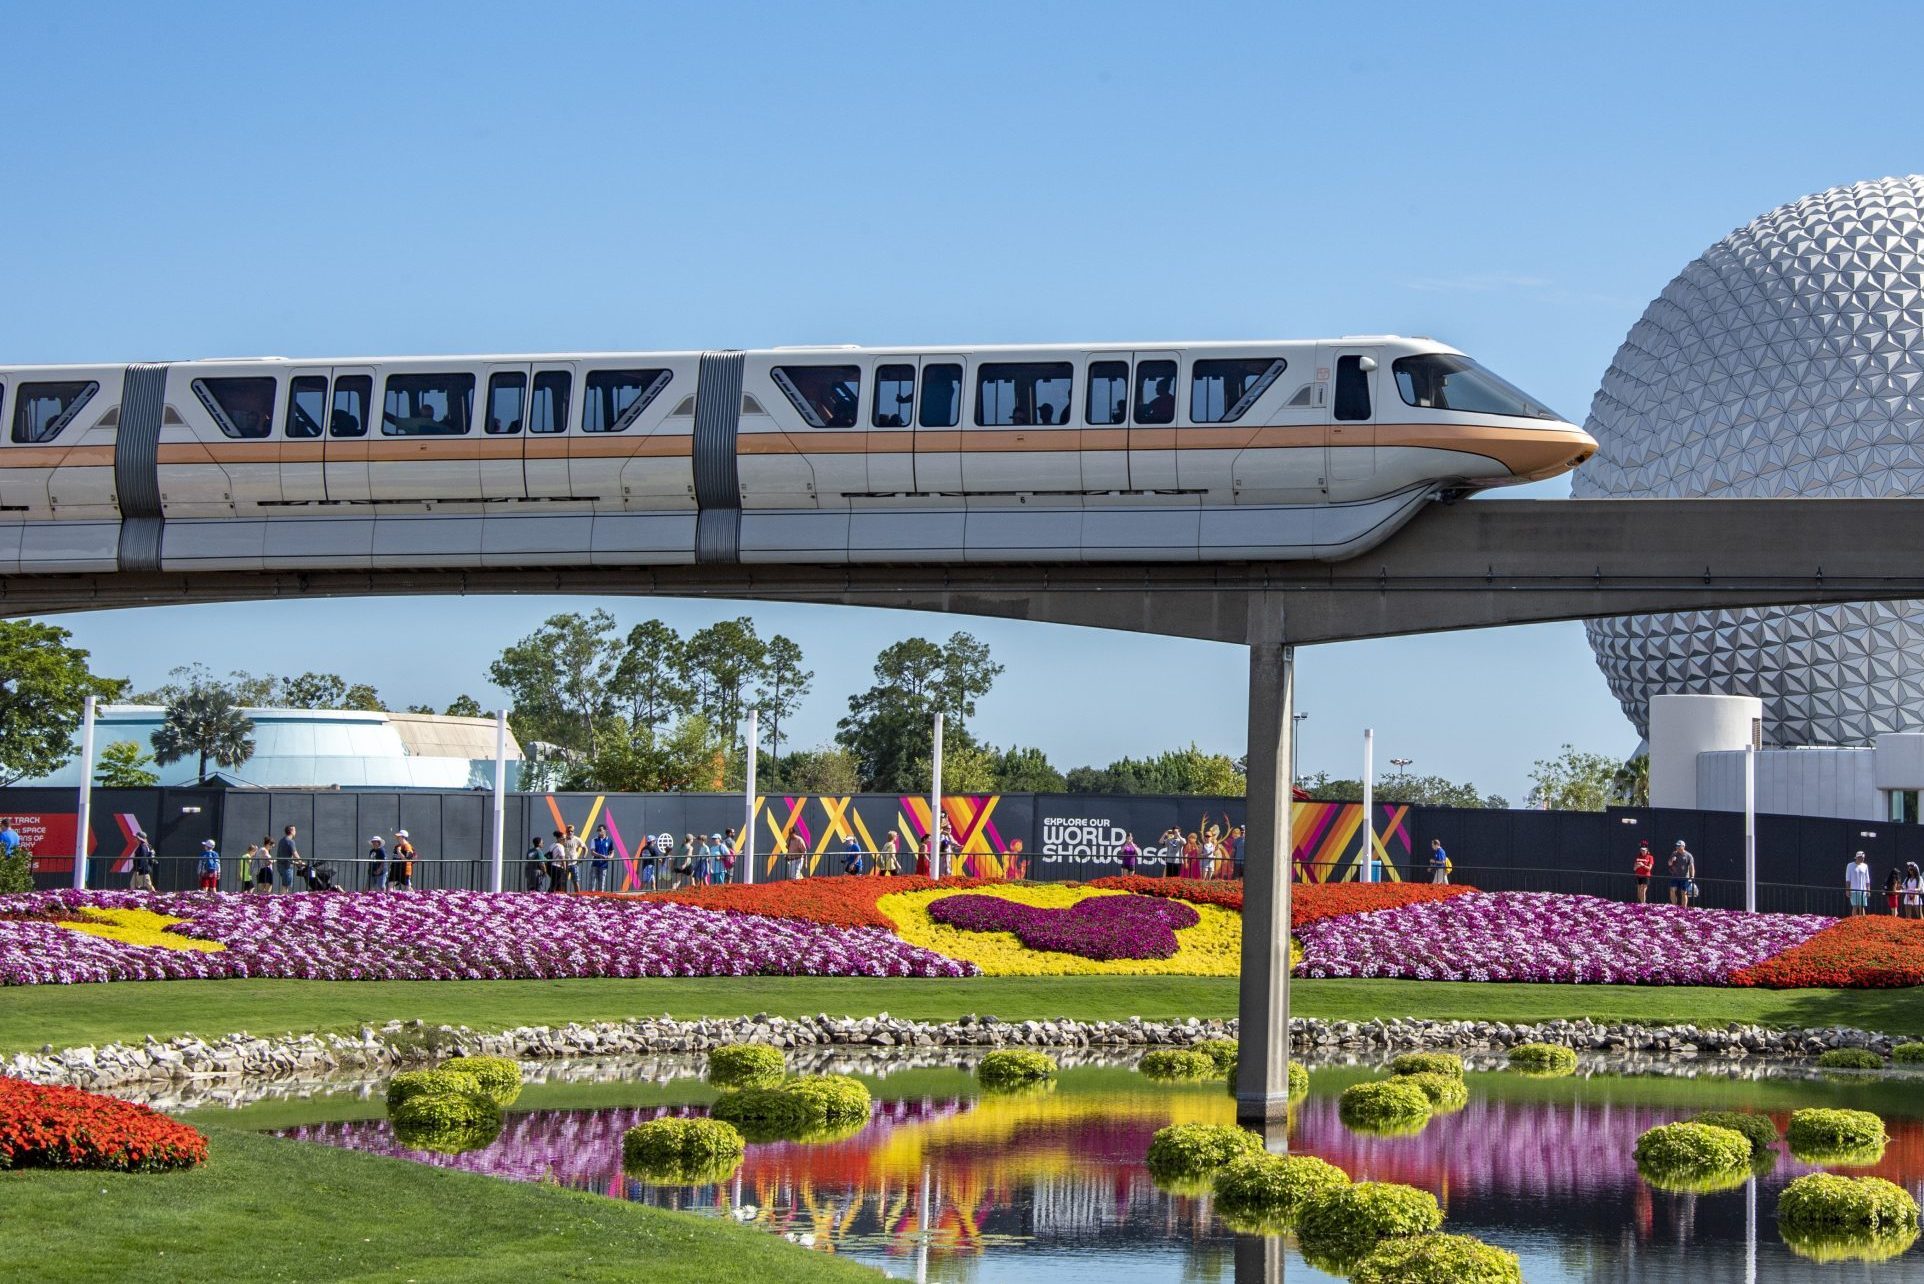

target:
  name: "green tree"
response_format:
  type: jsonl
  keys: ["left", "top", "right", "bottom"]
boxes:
{"left": 489, "top": 610, "right": 619, "bottom": 756}
{"left": 917, "top": 740, "right": 997, "bottom": 793}
{"left": 1065, "top": 764, "right": 1121, "bottom": 793}
{"left": 755, "top": 634, "right": 812, "bottom": 768}
{"left": 780, "top": 745, "right": 862, "bottom": 794}
{"left": 441, "top": 694, "right": 485, "bottom": 718}
{"left": 681, "top": 617, "right": 767, "bottom": 744}
{"left": 1301, "top": 770, "right": 1508, "bottom": 809}
{"left": 1612, "top": 753, "right": 1650, "bottom": 807}
{"left": 611, "top": 620, "right": 691, "bottom": 731}
{"left": 280, "top": 672, "right": 348, "bottom": 709}
{"left": 152, "top": 678, "right": 256, "bottom": 781}
{"left": 94, "top": 740, "right": 159, "bottom": 788}
{"left": 992, "top": 745, "right": 1066, "bottom": 792}
{"left": 341, "top": 682, "right": 384, "bottom": 711}
{"left": 0, "top": 620, "right": 125, "bottom": 785}
{"left": 836, "top": 633, "right": 1003, "bottom": 791}
{"left": 1066, "top": 745, "right": 1245, "bottom": 796}
{"left": 1527, "top": 744, "right": 1621, "bottom": 811}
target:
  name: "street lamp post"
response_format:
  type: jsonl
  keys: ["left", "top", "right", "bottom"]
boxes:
{"left": 1389, "top": 757, "right": 1413, "bottom": 793}
{"left": 1290, "top": 712, "right": 1307, "bottom": 781}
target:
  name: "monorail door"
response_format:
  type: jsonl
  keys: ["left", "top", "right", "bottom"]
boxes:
{"left": 1322, "top": 344, "right": 1378, "bottom": 497}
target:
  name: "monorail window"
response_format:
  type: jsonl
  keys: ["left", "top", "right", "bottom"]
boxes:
{"left": 1392, "top": 353, "right": 1560, "bottom": 420}
{"left": 771, "top": 366, "right": 860, "bottom": 430}
{"left": 330, "top": 376, "right": 370, "bottom": 437}
{"left": 584, "top": 369, "right": 671, "bottom": 432}
{"left": 486, "top": 373, "right": 525, "bottom": 435}
{"left": 1334, "top": 356, "right": 1371, "bottom": 421}
{"left": 873, "top": 364, "right": 915, "bottom": 428}
{"left": 11, "top": 380, "right": 98, "bottom": 444}
{"left": 382, "top": 373, "right": 474, "bottom": 436}
{"left": 919, "top": 364, "right": 962, "bottom": 428}
{"left": 192, "top": 377, "right": 276, "bottom": 439}
{"left": 1087, "top": 361, "right": 1129, "bottom": 426}
{"left": 1134, "top": 360, "right": 1177, "bottom": 425}
{"left": 1192, "top": 358, "right": 1285, "bottom": 423}
{"left": 531, "top": 371, "right": 571, "bottom": 434}
{"left": 977, "top": 362, "right": 1073, "bottom": 427}
{"left": 286, "top": 376, "right": 326, "bottom": 439}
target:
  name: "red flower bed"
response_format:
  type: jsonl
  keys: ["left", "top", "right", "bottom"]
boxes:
{"left": 603, "top": 876, "right": 1006, "bottom": 930}
{"left": 1085, "top": 874, "right": 1471, "bottom": 925}
{"left": 0, "top": 1077, "right": 208, "bottom": 1171}
{"left": 1085, "top": 875, "right": 1245, "bottom": 910}
{"left": 1730, "top": 915, "right": 1924, "bottom": 988}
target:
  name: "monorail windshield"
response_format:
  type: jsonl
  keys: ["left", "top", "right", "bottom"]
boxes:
{"left": 1392, "top": 353, "right": 1561, "bottom": 421}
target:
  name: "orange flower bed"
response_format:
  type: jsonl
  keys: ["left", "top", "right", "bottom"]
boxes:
{"left": 1084, "top": 875, "right": 1245, "bottom": 909}
{"left": 1730, "top": 915, "right": 1924, "bottom": 988}
{"left": 1084, "top": 874, "right": 1472, "bottom": 925}
{"left": 0, "top": 1076, "right": 208, "bottom": 1171}
{"left": 600, "top": 877, "right": 1007, "bottom": 930}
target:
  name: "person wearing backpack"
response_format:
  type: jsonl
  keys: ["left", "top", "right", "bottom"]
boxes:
{"left": 388, "top": 830, "right": 416, "bottom": 891}
{"left": 1668, "top": 840, "right": 1696, "bottom": 908}
{"left": 841, "top": 835, "right": 865, "bottom": 877}
{"left": 197, "top": 839, "right": 221, "bottom": 891}
{"left": 129, "top": 830, "right": 158, "bottom": 893}
{"left": 1428, "top": 838, "right": 1451, "bottom": 885}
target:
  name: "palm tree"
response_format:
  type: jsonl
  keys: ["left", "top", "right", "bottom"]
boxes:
{"left": 152, "top": 683, "right": 255, "bottom": 782}
{"left": 1612, "top": 753, "right": 1650, "bottom": 807}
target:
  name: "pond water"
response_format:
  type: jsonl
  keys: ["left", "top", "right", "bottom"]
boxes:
{"left": 185, "top": 1050, "right": 1924, "bottom": 1282}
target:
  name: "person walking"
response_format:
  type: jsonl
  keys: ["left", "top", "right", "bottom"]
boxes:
{"left": 1202, "top": 832, "right": 1221, "bottom": 879}
{"left": 784, "top": 832, "right": 807, "bottom": 881}
{"left": 1428, "top": 838, "right": 1451, "bottom": 885}
{"left": 841, "top": 834, "right": 865, "bottom": 877}
{"left": 197, "top": 839, "right": 221, "bottom": 891}
{"left": 1905, "top": 862, "right": 1923, "bottom": 920}
{"left": 1632, "top": 841, "right": 1655, "bottom": 903}
{"left": 1887, "top": 866, "right": 1905, "bottom": 917}
{"left": 913, "top": 836, "right": 931, "bottom": 878}
{"left": 590, "top": 824, "right": 615, "bottom": 893}
{"left": 673, "top": 833, "right": 694, "bottom": 888}
{"left": 274, "top": 825, "right": 301, "bottom": 894}
{"left": 0, "top": 819, "right": 18, "bottom": 858}
{"left": 1119, "top": 832, "right": 1140, "bottom": 876}
{"left": 365, "top": 835, "right": 388, "bottom": 892}
{"left": 1182, "top": 832, "right": 1202, "bottom": 880}
{"left": 523, "top": 836, "right": 548, "bottom": 892}
{"left": 129, "top": 830, "right": 158, "bottom": 892}
{"left": 1668, "top": 840, "right": 1696, "bottom": 908}
{"left": 1225, "top": 826, "right": 1244, "bottom": 881}
{"left": 878, "top": 831, "right": 901, "bottom": 877}
{"left": 252, "top": 837, "right": 274, "bottom": 893}
{"left": 561, "top": 825, "right": 586, "bottom": 893}
{"left": 718, "top": 831, "right": 737, "bottom": 883}
{"left": 388, "top": 830, "right": 415, "bottom": 891}
{"left": 1846, "top": 850, "right": 1873, "bottom": 917}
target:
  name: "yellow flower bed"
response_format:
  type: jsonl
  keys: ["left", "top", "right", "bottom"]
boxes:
{"left": 59, "top": 907, "right": 225, "bottom": 953}
{"left": 876, "top": 884, "right": 1240, "bottom": 976}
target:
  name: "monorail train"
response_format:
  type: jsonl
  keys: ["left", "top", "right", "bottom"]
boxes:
{"left": 0, "top": 337, "right": 1593, "bottom": 573}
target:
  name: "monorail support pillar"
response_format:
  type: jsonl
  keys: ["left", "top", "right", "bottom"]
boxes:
{"left": 1235, "top": 593, "right": 1295, "bottom": 1126}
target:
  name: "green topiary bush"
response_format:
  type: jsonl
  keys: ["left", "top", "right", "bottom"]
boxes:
{"left": 1396, "top": 1071, "right": 1469, "bottom": 1112}
{"left": 1192, "top": 1038, "right": 1239, "bottom": 1075}
{"left": 0, "top": 851, "right": 31, "bottom": 895}
{"left": 390, "top": 1082, "right": 497, "bottom": 1133}
{"left": 438, "top": 1055, "right": 522, "bottom": 1107}
{"left": 1633, "top": 1123, "right": 1754, "bottom": 1192}
{"left": 1778, "top": 1173, "right": 1920, "bottom": 1233}
{"left": 1389, "top": 1052, "right": 1465, "bottom": 1080}
{"left": 1211, "top": 1152, "right": 1349, "bottom": 1227}
{"left": 1693, "top": 1111, "right": 1778, "bottom": 1160}
{"left": 1338, "top": 1079, "right": 1434, "bottom": 1132}
{"left": 977, "top": 1049, "right": 1058, "bottom": 1088}
{"left": 1815, "top": 1047, "right": 1885, "bottom": 1070}
{"left": 1891, "top": 1041, "right": 1924, "bottom": 1064}
{"left": 1296, "top": 1181, "right": 1444, "bottom": 1272}
{"left": 1781, "top": 1226, "right": 1920, "bottom": 1264}
{"left": 1507, "top": 1043, "right": 1578, "bottom": 1076}
{"left": 706, "top": 1043, "right": 787, "bottom": 1090}
{"left": 385, "top": 1067, "right": 485, "bottom": 1112}
{"left": 1351, "top": 1233, "right": 1524, "bottom": 1284}
{"left": 1144, "top": 1122, "right": 1265, "bottom": 1182}
{"left": 1288, "top": 1060, "right": 1309, "bottom": 1101}
{"left": 1138, "top": 1048, "right": 1218, "bottom": 1081}
{"left": 392, "top": 1109, "right": 502, "bottom": 1155}
{"left": 709, "top": 1073, "right": 871, "bottom": 1143}
{"left": 1787, "top": 1108, "right": 1888, "bottom": 1162}
{"left": 622, "top": 1117, "right": 746, "bottom": 1184}
{"left": 784, "top": 1073, "right": 871, "bottom": 1123}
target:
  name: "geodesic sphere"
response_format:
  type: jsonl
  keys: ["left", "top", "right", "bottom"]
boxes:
{"left": 1575, "top": 176, "right": 1924, "bottom": 744}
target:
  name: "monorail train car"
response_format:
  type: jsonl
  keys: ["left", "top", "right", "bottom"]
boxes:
{"left": 0, "top": 337, "right": 1594, "bottom": 574}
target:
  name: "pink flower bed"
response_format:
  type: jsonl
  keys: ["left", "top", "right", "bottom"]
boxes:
{"left": 1293, "top": 891, "right": 1830, "bottom": 985}
{"left": 927, "top": 892, "right": 1200, "bottom": 960}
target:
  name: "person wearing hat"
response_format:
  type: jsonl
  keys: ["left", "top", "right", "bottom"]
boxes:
{"left": 1631, "top": 841, "right": 1654, "bottom": 903}
{"left": 365, "top": 835, "right": 388, "bottom": 893}
{"left": 197, "top": 838, "right": 221, "bottom": 892}
{"left": 1668, "top": 839, "right": 1696, "bottom": 908}
{"left": 128, "top": 829, "right": 158, "bottom": 892}
{"left": 388, "top": 829, "right": 415, "bottom": 890}
{"left": 1846, "top": 850, "right": 1873, "bottom": 917}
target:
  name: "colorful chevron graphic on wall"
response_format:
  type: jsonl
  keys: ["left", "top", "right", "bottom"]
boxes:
{"left": 750, "top": 795, "right": 1026, "bottom": 880}
{"left": 1293, "top": 801, "right": 1411, "bottom": 883}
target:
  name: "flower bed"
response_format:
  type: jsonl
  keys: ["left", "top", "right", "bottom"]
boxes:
{"left": 928, "top": 891, "right": 1199, "bottom": 960}
{"left": 628, "top": 875, "right": 995, "bottom": 929}
{"left": 0, "top": 1076, "right": 207, "bottom": 1171}
{"left": 1295, "top": 891, "right": 1829, "bottom": 985}
{"left": 0, "top": 889, "right": 973, "bottom": 985}
{"left": 878, "top": 884, "right": 1239, "bottom": 976}
{"left": 1083, "top": 875, "right": 1473, "bottom": 924}
{"left": 1731, "top": 916, "right": 1924, "bottom": 988}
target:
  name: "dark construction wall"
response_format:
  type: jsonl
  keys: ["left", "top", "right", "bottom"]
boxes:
{"left": 0, "top": 785, "right": 1885, "bottom": 911}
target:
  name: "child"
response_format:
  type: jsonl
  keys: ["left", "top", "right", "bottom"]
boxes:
{"left": 254, "top": 836, "right": 274, "bottom": 893}
{"left": 197, "top": 839, "right": 221, "bottom": 891}
{"left": 389, "top": 830, "right": 415, "bottom": 891}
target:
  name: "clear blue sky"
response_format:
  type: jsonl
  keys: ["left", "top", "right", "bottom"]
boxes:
{"left": 8, "top": 2, "right": 1923, "bottom": 800}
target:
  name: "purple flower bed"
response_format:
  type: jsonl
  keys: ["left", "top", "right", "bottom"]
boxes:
{"left": 1293, "top": 891, "right": 1830, "bottom": 985}
{"left": 927, "top": 892, "right": 1200, "bottom": 960}
{"left": 0, "top": 890, "right": 975, "bottom": 985}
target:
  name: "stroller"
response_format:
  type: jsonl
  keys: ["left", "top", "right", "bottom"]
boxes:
{"left": 295, "top": 860, "right": 342, "bottom": 893}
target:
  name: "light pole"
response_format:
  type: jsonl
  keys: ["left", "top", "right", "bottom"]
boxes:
{"left": 1389, "top": 758, "right": 1413, "bottom": 794}
{"left": 1290, "top": 712, "right": 1307, "bottom": 781}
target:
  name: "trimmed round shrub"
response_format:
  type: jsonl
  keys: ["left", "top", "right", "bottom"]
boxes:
{"left": 1338, "top": 1079, "right": 1433, "bottom": 1133}
{"left": 1787, "top": 1108, "right": 1887, "bottom": 1160}
{"left": 1288, "top": 1059, "right": 1309, "bottom": 1101}
{"left": 1144, "top": 1122, "right": 1264, "bottom": 1182}
{"left": 1507, "top": 1043, "right": 1578, "bottom": 1076}
{"left": 393, "top": 1109, "right": 502, "bottom": 1156}
{"left": 1891, "top": 1041, "right": 1924, "bottom": 1064}
{"left": 622, "top": 1117, "right": 745, "bottom": 1184}
{"left": 783, "top": 1073, "right": 871, "bottom": 1123}
{"left": 385, "top": 1067, "right": 484, "bottom": 1112}
{"left": 1296, "top": 1181, "right": 1444, "bottom": 1272}
{"left": 710, "top": 1074, "right": 871, "bottom": 1143}
{"left": 1389, "top": 1052, "right": 1465, "bottom": 1079}
{"left": 1352, "top": 1233, "right": 1524, "bottom": 1284}
{"left": 1693, "top": 1110, "right": 1778, "bottom": 1160}
{"left": 709, "top": 1086, "right": 808, "bottom": 1140}
{"left": 1211, "top": 1152, "right": 1349, "bottom": 1227}
{"left": 389, "top": 1078, "right": 501, "bottom": 1156}
{"left": 977, "top": 1049, "right": 1058, "bottom": 1088}
{"left": 1192, "top": 1038, "right": 1239, "bottom": 1075}
{"left": 1778, "top": 1173, "right": 1919, "bottom": 1231}
{"left": 1633, "top": 1123, "right": 1753, "bottom": 1191}
{"left": 706, "top": 1043, "right": 786, "bottom": 1091}
{"left": 1781, "top": 1226, "right": 1920, "bottom": 1264}
{"left": 1397, "top": 1071, "right": 1469, "bottom": 1112}
{"left": 438, "top": 1055, "right": 522, "bottom": 1107}
{"left": 1138, "top": 1048, "right": 1218, "bottom": 1081}
{"left": 1815, "top": 1047, "right": 1885, "bottom": 1070}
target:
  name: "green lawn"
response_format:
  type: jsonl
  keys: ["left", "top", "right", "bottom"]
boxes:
{"left": 5, "top": 974, "right": 1923, "bottom": 1055}
{"left": 0, "top": 1126, "right": 876, "bottom": 1283}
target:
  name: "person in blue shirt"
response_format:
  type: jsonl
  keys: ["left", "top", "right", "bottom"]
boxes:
{"left": 1428, "top": 838, "right": 1451, "bottom": 885}
{"left": 590, "top": 824, "right": 615, "bottom": 892}
{"left": 842, "top": 834, "right": 865, "bottom": 877}
{"left": 197, "top": 839, "right": 221, "bottom": 892}
{"left": 0, "top": 820, "right": 19, "bottom": 857}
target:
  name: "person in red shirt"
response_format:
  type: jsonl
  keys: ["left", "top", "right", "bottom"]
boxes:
{"left": 1632, "top": 842, "right": 1654, "bottom": 903}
